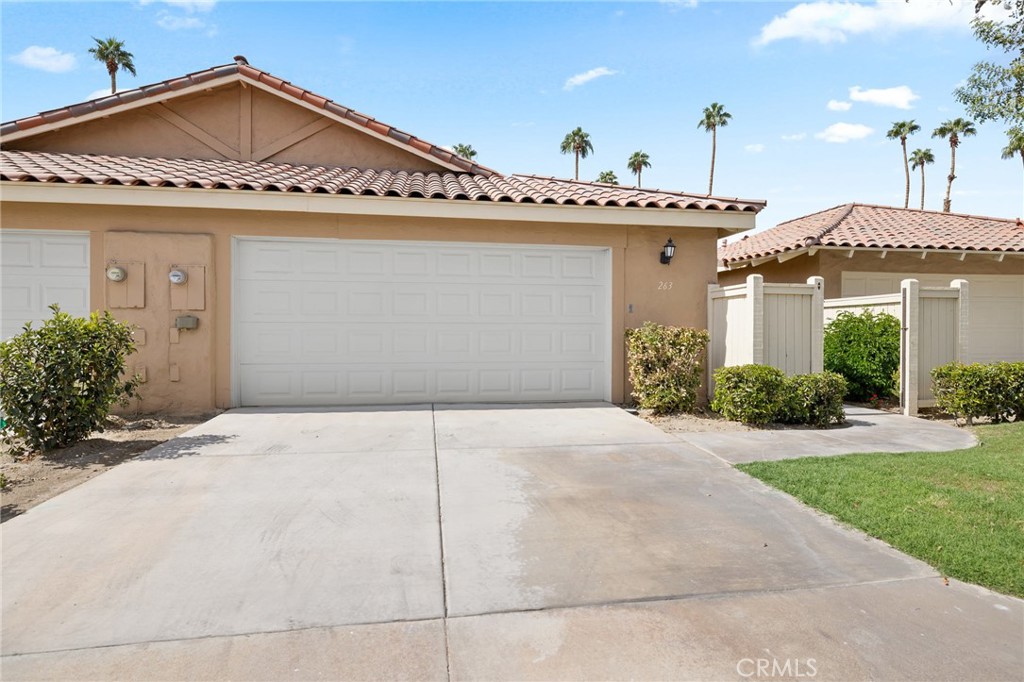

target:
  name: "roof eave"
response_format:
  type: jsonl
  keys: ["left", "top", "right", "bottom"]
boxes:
{"left": 0, "top": 181, "right": 760, "bottom": 230}
{"left": 720, "top": 243, "right": 1024, "bottom": 268}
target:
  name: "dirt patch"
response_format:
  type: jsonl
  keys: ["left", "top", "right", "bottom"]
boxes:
{"left": 639, "top": 408, "right": 755, "bottom": 433}
{"left": 1, "top": 413, "right": 218, "bottom": 522}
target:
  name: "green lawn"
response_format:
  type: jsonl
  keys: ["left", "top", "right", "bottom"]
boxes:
{"left": 737, "top": 421, "right": 1024, "bottom": 598}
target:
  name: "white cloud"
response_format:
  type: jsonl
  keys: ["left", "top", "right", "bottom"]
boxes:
{"left": 815, "top": 122, "right": 874, "bottom": 143}
{"left": 744, "top": 143, "right": 766, "bottom": 153}
{"left": 157, "top": 13, "right": 205, "bottom": 29}
{"left": 139, "top": 0, "right": 216, "bottom": 11}
{"left": 563, "top": 66, "right": 618, "bottom": 91}
{"left": 753, "top": 0, "right": 974, "bottom": 47}
{"left": 848, "top": 85, "right": 919, "bottom": 109}
{"left": 166, "top": 0, "right": 217, "bottom": 10}
{"left": 86, "top": 87, "right": 127, "bottom": 100}
{"left": 827, "top": 99, "right": 852, "bottom": 111}
{"left": 10, "top": 46, "right": 77, "bottom": 73}
{"left": 781, "top": 132, "right": 807, "bottom": 141}
{"left": 660, "top": 0, "right": 698, "bottom": 10}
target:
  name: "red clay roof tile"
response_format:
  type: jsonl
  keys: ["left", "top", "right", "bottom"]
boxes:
{"left": 719, "top": 203, "right": 1023, "bottom": 263}
{"left": 1, "top": 149, "right": 765, "bottom": 214}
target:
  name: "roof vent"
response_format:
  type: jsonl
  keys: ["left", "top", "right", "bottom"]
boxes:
{"left": 234, "top": 55, "right": 249, "bottom": 66}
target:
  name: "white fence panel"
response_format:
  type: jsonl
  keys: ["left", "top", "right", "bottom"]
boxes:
{"left": 707, "top": 274, "right": 823, "bottom": 395}
{"left": 824, "top": 279, "right": 968, "bottom": 415}
{"left": 823, "top": 293, "right": 901, "bottom": 325}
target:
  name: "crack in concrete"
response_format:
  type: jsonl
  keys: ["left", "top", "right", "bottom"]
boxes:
{"left": 431, "top": 403, "right": 453, "bottom": 682}
{"left": 1, "top": 575, "right": 949, "bottom": 660}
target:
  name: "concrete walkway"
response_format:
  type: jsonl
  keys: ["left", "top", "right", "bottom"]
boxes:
{"left": 677, "top": 405, "right": 979, "bottom": 463}
{"left": 2, "top": 404, "right": 1020, "bottom": 681}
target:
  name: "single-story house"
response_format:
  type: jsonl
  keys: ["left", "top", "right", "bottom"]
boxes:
{"left": 1, "top": 57, "right": 765, "bottom": 412}
{"left": 718, "top": 203, "right": 1024, "bottom": 363}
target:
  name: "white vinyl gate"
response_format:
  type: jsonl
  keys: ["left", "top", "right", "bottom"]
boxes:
{"left": 233, "top": 238, "right": 611, "bottom": 406}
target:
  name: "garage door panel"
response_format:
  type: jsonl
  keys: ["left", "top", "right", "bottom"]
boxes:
{"left": 236, "top": 239, "right": 609, "bottom": 405}
{"left": 236, "top": 242, "right": 609, "bottom": 285}
{"left": 239, "top": 362, "right": 603, "bottom": 406}
{"left": 236, "top": 322, "right": 605, "bottom": 365}
{"left": 1, "top": 231, "right": 90, "bottom": 340}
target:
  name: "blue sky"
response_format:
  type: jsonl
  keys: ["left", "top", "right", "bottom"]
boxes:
{"left": 2, "top": 0, "right": 1022, "bottom": 232}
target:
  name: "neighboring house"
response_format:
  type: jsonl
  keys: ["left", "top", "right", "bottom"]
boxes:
{"left": 0, "top": 57, "right": 764, "bottom": 412}
{"left": 718, "top": 203, "right": 1024, "bottom": 363}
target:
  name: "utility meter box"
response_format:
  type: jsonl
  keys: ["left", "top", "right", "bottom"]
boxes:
{"left": 174, "top": 314, "right": 199, "bottom": 330}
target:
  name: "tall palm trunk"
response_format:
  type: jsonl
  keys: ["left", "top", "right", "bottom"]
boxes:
{"left": 901, "top": 139, "right": 910, "bottom": 209}
{"left": 574, "top": 151, "right": 579, "bottom": 180}
{"left": 637, "top": 168, "right": 642, "bottom": 188}
{"left": 919, "top": 164, "right": 926, "bottom": 210}
{"left": 708, "top": 127, "right": 717, "bottom": 194}
{"left": 108, "top": 61, "right": 117, "bottom": 93}
{"left": 943, "top": 143, "right": 956, "bottom": 213}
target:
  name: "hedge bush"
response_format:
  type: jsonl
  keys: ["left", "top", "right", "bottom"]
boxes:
{"left": 931, "top": 361, "right": 1024, "bottom": 425}
{"left": 712, "top": 365, "right": 847, "bottom": 427}
{"left": 626, "top": 322, "right": 709, "bottom": 414}
{"left": 780, "top": 372, "right": 848, "bottom": 427}
{"left": 0, "top": 305, "right": 140, "bottom": 453}
{"left": 824, "top": 310, "right": 900, "bottom": 401}
{"left": 711, "top": 364, "right": 788, "bottom": 426}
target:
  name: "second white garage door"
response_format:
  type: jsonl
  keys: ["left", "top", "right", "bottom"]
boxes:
{"left": 235, "top": 238, "right": 611, "bottom": 406}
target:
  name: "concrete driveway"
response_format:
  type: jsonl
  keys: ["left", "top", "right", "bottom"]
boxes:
{"left": 2, "top": 404, "right": 1021, "bottom": 681}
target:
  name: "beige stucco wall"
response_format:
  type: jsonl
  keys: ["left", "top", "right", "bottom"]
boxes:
{"left": 4, "top": 83, "right": 449, "bottom": 173}
{"left": 720, "top": 250, "right": 1019, "bottom": 298}
{"left": 2, "top": 201, "right": 720, "bottom": 412}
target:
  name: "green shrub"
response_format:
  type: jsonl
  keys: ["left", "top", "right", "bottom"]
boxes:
{"left": 932, "top": 361, "right": 1024, "bottom": 425}
{"left": 824, "top": 310, "right": 901, "bottom": 401}
{"left": 0, "top": 305, "right": 140, "bottom": 454}
{"left": 781, "top": 372, "right": 848, "bottom": 427}
{"left": 1000, "top": 362, "right": 1024, "bottom": 421}
{"left": 711, "top": 364, "right": 788, "bottom": 426}
{"left": 713, "top": 365, "right": 847, "bottom": 427}
{"left": 626, "top": 322, "right": 709, "bottom": 414}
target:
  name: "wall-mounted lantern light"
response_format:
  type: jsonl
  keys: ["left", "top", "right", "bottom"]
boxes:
{"left": 106, "top": 265, "right": 127, "bottom": 282}
{"left": 168, "top": 268, "right": 188, "bottom": 285}
{"left": 660, "top": 238, "right": 676, "bottom": 265}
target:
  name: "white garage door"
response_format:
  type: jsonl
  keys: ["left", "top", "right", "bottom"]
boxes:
{"left": 842, "top": 271, "right": 1024, "bottom": 362}
{"left": 235, "top": 238, "right": 611, "bottom": 406}
{"left": 1, "top": 230, "right": 90, "bottom": 340}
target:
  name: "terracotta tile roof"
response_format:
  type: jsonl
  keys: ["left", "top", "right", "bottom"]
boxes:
{"left": 719, "top": 203, "right": 1024, "bottom": 264}
{"left": 0, "top": 59, "right": 494, "bottom": 176}
{"left": 0, "top": 150, "right": 765, "bottom": 212}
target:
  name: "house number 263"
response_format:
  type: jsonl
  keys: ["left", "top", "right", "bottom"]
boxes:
{"left": 658, "top": 281, "right": 673, "bottom": 290}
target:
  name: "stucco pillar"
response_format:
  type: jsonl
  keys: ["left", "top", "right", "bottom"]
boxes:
{"left": 747, "top": 274, "right": 765, "bottom": 365}
{"left": 901, "top": 279, "right": 920, "bottom": 417}
{"left": 950, "top": 279, "right": 970, "bottom": 363}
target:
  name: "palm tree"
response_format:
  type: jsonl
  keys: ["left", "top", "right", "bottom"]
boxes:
{"left": 452, "top": 143, "right": 477, "bottom": 160}
{"left": 596, "top": 170, "right": 618, "bottom": 184}
{"left": 560, "top": 127, "right": 594, "bottom": 180}
{"left": 697, "top": 102, "right": 731, "bottom": 194}
{"left": 627, "top": 150, "right": 651, "bottom": 188}
{"left": 886, "top": 120, "right": 921, "bottom": 209}
{"left": 908, "top": 148, "right": 935, "bottom": 211}
{"left": 932, "top": 117, "right": 977, "bottom": 213}
{"left": 88, "top": 37, "right": 136, "bottom": 94}
{"left": 1001, "top": 127, "right": 1024, "bottom": 169}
